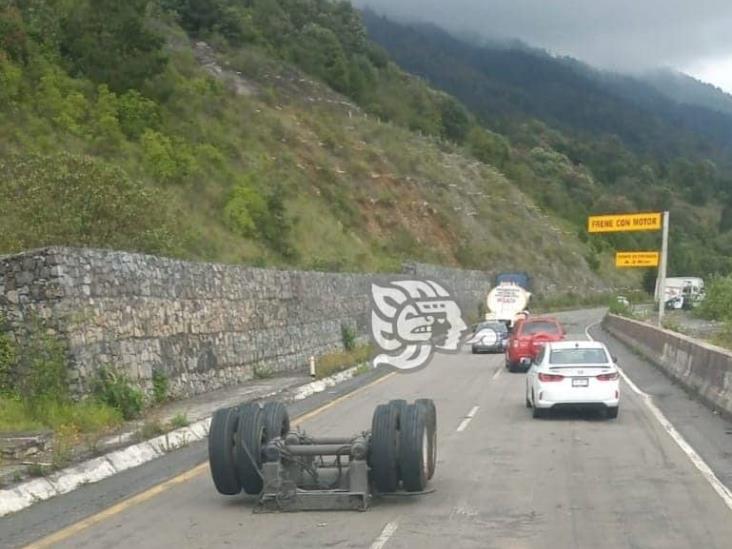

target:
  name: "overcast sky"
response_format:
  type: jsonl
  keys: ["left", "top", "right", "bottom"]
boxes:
{"left": 354, "top": 0, "right": 732, "bottom": 93}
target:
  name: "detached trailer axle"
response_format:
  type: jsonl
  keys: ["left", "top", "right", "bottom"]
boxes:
{"left": 207, "top": 399, "right": 437, "bottom": 511}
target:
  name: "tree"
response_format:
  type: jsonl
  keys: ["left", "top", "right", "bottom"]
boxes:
{"left": 61, "top": 0, "right": 167, "bottom": 92}
{"left": 467, "top": 127, "right": 510, "bottom": 167}
{"left": 438, "top": 96, "right": 470, "bottom": 143}
{"left": 642, "top": 269, "right": 657, "bottom": 295}
{"left": 291, "top": 23, "right": 349, "bottom": 93}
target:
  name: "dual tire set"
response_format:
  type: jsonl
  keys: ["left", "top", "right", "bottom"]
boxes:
{"left": 208, "top": 401, "right": 290, "bottom": 496}
{"left": 370, "top": 399, "right": 437, "bottom": 493}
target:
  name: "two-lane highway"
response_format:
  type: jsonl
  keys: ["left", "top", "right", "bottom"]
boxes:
{"left": 4, "top": 309, "right": 732, "bottom": 548}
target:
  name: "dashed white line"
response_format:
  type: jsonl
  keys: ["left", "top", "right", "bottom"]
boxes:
{"left": 456, "top": 405, "right": 480, "bottom": 432}
{"left": 585, "top": 320, "right": 732, "bottom": 511}
{"left": 370, "top": 520, "right": 399, "bottom": 549}
{"left": 493, "top": 367, "right": 503, "bottom": 380}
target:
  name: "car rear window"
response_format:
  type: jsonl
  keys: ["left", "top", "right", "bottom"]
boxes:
{"left": 478, "top": 322, "right": 507, "bottom": 333}
{"left": 549, "top": 348, "right": 609, "bottom": 365}
{"left": 521, "top": 321, "right": 560, "bottom": 335}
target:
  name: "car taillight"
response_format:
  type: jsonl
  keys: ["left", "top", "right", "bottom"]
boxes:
{"left": 597, "top": 372, "right": 619, "bottom": 381}
{"left": 538, "top": 373, "right": 564, "bottom": 382}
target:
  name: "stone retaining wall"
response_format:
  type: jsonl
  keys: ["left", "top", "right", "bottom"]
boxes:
{"left": 0, "top": 248, "right": 492, "bottom": 398}
{"left": 603, "top": 314, "right": 732, "bottom": 417}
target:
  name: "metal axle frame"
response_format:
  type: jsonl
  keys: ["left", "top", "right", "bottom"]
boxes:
{"left": 255, "top": 433, "right": 371, "bottom": 512}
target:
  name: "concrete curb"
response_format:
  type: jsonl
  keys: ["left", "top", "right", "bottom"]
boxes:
{"left": 0, "top": 365, "right": 365, "bottom": 517}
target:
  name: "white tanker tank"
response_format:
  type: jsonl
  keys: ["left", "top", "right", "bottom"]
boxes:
{"left": 485, "top": 282, "right": 531, "bottom": 329}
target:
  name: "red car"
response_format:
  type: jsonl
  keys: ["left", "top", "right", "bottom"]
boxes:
{"left": 505, "top": 317, "right": 566, "bottom": 372}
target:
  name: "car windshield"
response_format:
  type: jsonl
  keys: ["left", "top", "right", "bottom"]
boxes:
{"left": 549, "top": 348, "right": 609, "bottom": 365}
{"left": 521, "top": 321, "right": 560, "bottom": 335}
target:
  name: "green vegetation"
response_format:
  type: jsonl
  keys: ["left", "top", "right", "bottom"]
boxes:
{"left": 315, "top": 344, "right": 373, "bottom": 379}
{"left": 695, "top": 278, "right": 732, "bottom": 349}
{"left": 0, "top": 319, "right": 123, "bottom": 464}
{"left": 93, "top": 366, "right": 145, "bottom": 420}
{"left": 152, "top": 368, "right": 170, "bottom": 405}
{"left": 363, "top": 13, "right": 732, "bottom": 279}
{"left": 169, "top": 412, "right": 189, "bottom": 429}
{"left": 696, "top": 276, "right": 732, "bottom": 322}
{"left": 711, "top": 324, "right": 732, "bottom": 351}
{"left": 341, "top": 324, "right": 357, "bottom": 352}
{"left": 139, "top": 418, "right": 165, "bottom": 440}
{"left": 1, "top": 151, "right": 183, "bottom": 255}
{"left": 252, "top": 362, "right": 274, "bottom": 379}
{"left": 607, "top": 298, "right": 636, "bottom": 318}
{"left": 0, "top": 0, "right": 627, "bottom": 288}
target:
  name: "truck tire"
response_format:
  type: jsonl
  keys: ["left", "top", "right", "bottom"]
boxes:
{"left": 370, "top": 403, "right": 400, "bottom": 493}
{"left": 388, "top": 399, "right": 409, "bottom": 481}
{"left": 262, "top": 401, "right": 290, "bottom": 441}
{"left": 235, "top": 403, "right": 266, "bottom": 495}
{"left": 399, "top": 404, "right": 429, "bottom": 492}
{"left": 208, "top": 406, "right": 241, "bottom": 495}
{"left": 415, "top": 398, "right": 437, "bottom": 480}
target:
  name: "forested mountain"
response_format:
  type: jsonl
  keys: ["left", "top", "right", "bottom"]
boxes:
{"left": 643, "top": 69, "right": 732, "bottom": 117}
{"left": 0, "top": 0, "right": 630, "bottom": 293}
{"left": 362, "top": 11, "right": 732, "bottom": 278}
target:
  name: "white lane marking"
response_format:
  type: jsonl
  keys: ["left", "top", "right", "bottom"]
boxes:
{"left": 370, "top": 520, "right": 399, "bottom": 549}
{"left": 585, "top": 321, "right": 732, "bottom": 511}
{"left": 456, "top": 406, "right": 480, "bottom": 432}
{"left": 493, "top": 367, "right": 503, "bottom": 380}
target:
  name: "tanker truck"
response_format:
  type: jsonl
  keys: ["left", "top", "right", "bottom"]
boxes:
{"left": 485, "top": 280, "right": 531, "bottom": 331}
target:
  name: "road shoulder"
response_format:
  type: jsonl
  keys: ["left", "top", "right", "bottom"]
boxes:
{"left": 590, "top": 322, "right": 732, "bottom": 493}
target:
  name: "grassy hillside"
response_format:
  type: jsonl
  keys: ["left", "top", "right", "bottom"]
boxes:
{"left": 0, "top": 0, "right": 632, "bottom": 293}
{"left": 362, "top": 12, "right": 732, "bottom": 279}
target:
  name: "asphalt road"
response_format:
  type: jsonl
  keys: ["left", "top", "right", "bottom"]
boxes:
{"left": 3, "top": 309, "right": 732, "bottom": 548}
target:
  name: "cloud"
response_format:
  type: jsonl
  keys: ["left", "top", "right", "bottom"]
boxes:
{"left": 354, "top": 0, "right": 732, "bottom": 73}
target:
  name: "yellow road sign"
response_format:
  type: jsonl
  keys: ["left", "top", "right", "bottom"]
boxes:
{"left": 615, "top": 251, "right": 660, "bottom": 268}
{"left": 588, "top": 212, "right": 662, "bottom": 233}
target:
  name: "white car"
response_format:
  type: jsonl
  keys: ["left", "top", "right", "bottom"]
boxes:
{"left": 525, "top": 340, "right": 620, "bottom": 419}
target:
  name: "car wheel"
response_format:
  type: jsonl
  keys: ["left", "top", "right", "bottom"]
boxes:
{"left": 507, "top": 361, "right": 516, "bottom": 373}
{"left": 605, "top": 406, "right": 619, "bottom": 419}
{"left": 471, "top": 347, "right": 477, "bottom": 354}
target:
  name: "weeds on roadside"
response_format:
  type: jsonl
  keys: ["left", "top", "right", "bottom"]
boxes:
{"left": 152, "top": 369, "right": 170, "bottom": 405}
{"left": 253, "top": 364, "right": 274, "bottom": 379}
{"left": 341, "top": 324, "right": 357, "bottom": 351}
{"left": 315, "top": 345, "right": 373, "bottom": 379}
{"left": 139, "top": 419, "right": 165, "bottom": 440}
{"left": 169, "top": 413, "right": 189, "bottom": 429}
{"left": 94, "top": 367, "right": 144, "bottom": 420}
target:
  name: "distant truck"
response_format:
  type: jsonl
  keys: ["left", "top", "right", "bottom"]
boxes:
{"left": 656, "top": 277, "right": 705, "bottom": 310}
{"left": 485, "top": 281, "right": 531, "bottom": 330}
